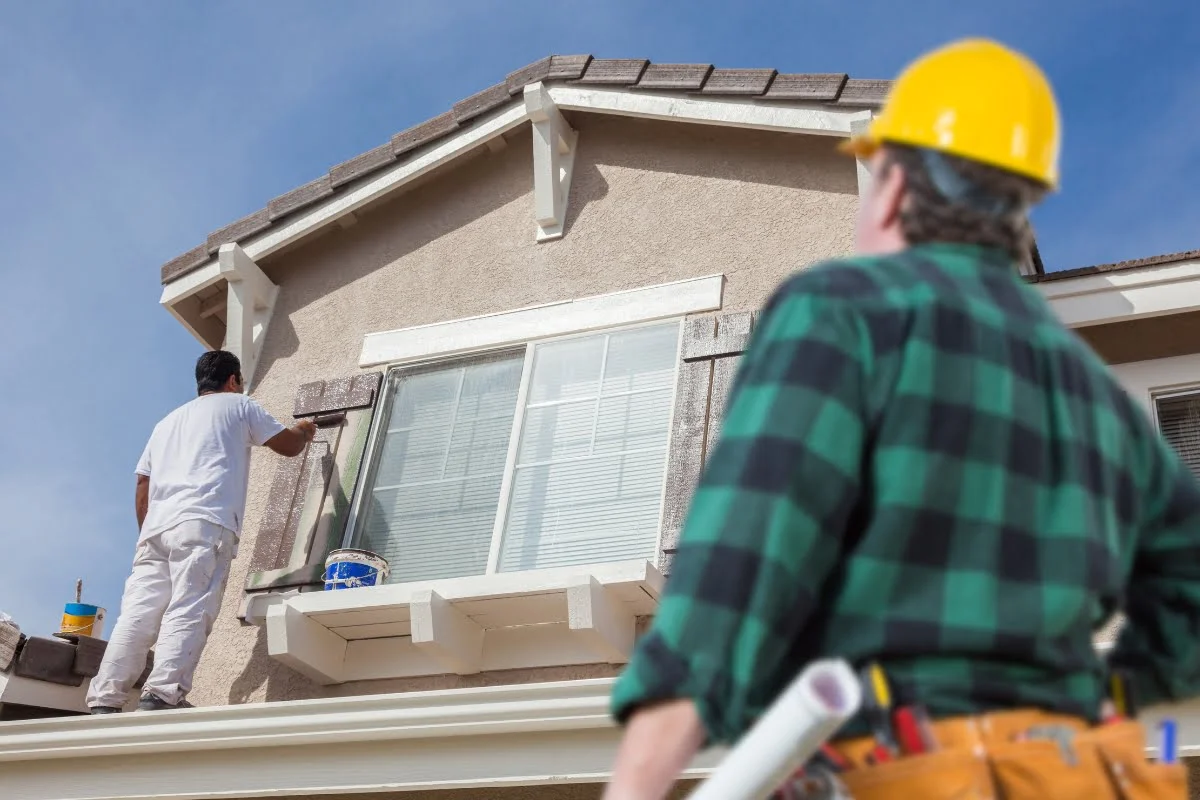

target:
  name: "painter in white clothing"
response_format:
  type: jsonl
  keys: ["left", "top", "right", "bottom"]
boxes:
{"left": 87, "top": 350, "right": 316, "bottom": 713}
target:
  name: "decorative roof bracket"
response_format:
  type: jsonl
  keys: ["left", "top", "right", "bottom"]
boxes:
{"left": 524, "top": 82, "right": 579, "bottom": 242}
{"left": 218, "top": 243, "right": 279, "bottom": 388}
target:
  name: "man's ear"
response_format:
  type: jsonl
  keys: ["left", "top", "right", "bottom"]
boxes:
{"left": 874, "top": 157, "right": 907, "bottom": 231}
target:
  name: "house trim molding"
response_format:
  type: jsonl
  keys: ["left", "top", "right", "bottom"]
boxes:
{"left": 0, "top": 677, "right": 724, "bottom": 800}
{"left": 0, "top": 671, "right": 1193, "bottom": 799}
{"left": 358, "top": 274, "right": 725, "bottom": 367}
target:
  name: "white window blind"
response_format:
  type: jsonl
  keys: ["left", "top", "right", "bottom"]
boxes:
{"left": 356, "top": 352, "right": 524, "bottom": 583}
{"left": 1156, "top": 393, "right": 1200, "bottom": 479}
{"left": 350, "top": 321, "right": 680, "bottom": 584}
{"left": 497, "top": 323, "right": 679, "bottom": 572}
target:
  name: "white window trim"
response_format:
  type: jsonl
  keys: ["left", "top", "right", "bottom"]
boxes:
{"left": 358, "top": 273, "right": 724, "bottom": 367}
{"left": 343, "top": 317, "right": 684, "bottom": 581}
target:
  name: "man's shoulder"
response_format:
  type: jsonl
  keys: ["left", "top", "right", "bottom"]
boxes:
{"left": 767, "top": 255, "right": 902, "bottom": 312}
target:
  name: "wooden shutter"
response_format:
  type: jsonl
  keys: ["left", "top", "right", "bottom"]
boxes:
{"left": 658, "top": 311, "right": 755, "bottom": 575}
{"left": 244, "top": 372, "right": 381, "bottom": 595}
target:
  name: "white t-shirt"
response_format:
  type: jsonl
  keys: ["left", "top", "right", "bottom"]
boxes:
{"left": 136, "top": 393, "right": 286, "bottom": 541}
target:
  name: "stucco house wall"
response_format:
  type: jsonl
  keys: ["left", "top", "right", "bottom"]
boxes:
{"left": 190, "top": 114, "right": 859, "bottom": 707}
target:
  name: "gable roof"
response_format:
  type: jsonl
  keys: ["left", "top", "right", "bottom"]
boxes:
{"left": 159, "top": 55, "right": 890, "bottom": 285}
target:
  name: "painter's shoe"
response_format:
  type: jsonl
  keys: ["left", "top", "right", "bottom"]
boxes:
{"left": 137, "top": 694, "right": 194, "bottom": 712}
{"left": 89, "top": 706, "right": 121, "bottom": 715}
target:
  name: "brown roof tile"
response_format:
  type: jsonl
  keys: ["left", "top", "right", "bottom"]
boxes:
{"left": 207, "top": 208, "right": 271, "bottom": 253}
{"left": 161, "top": 243, "right": 210, "bottom": 283}
{"left": 453, "top": 82, "right": 512, "bottom": 124}
{"left": 391, "top": 110, "right": 460, "bottom": 157}
{"left": 268, "top": 175, "right": 334, "bottom": 221}
{"left": 636, "top": 63, "right": 714, "bottom": 91}
{"left": 329, "top": 142, "right": 396, "bottom": 189}
{"left": 548, "top": 54, "right": 592, "bottom": 80}
{"left": 699, "top": 68, "right": 777, "bottom": 96}
{"left": 160, "top": 54, "right": 895, "bottom": 284}
{"left": 506, "top": 57, "right": 553, "bottom": 94}
{"left": 836, "top": 78, "right": 891, "bottom": 106}
{"left": 575, "top": 58, "right": 649, "bottom": 85}
{"left": 764, "top": 73, "right": 848, "bottom": 101}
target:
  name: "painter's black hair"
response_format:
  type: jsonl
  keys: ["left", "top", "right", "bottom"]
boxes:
{"left": 196, "top": 350, "right": 242, "bottom": 395}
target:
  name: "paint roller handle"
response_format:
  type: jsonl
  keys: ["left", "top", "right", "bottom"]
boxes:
{"left": 295, "top": 418, "right": 318, "bottom": 440}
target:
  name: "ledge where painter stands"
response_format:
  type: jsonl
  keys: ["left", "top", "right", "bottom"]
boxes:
{"left": 253, "top": 559, "right": 664, "bottom": 685}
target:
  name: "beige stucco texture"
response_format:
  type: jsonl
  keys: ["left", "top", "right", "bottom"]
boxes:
{"left": 190, "top": 112, "right": 858, "bottom": 707}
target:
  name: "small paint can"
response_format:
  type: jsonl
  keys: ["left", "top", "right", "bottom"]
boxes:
{"left": 61, "top": 603, "right": 106, "bottom": 638}
{"left": 323, "top": 549, "right": 390, "bottom": 591}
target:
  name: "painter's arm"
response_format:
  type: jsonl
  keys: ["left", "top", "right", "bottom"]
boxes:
{"left": 135, "top": 474, "right": 150, "bottom": 531}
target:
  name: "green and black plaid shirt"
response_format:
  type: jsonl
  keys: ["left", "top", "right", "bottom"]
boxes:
{"left": 612, "top": 242, "right": 1200, "bottom": 744}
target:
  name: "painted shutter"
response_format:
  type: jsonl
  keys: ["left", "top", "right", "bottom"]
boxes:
{"left": 658, "top": 311, "right": 755, "bottom": 575}
{"left": 244, "top": 372, "right": 381, "bottom": 594}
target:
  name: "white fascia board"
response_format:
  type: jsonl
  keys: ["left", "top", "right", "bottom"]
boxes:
{"left": 547, "top": 85, "right": 871, "bottom": 137}
{"left": 1039, "top": 259, "right": 1200, "bottom": 327}
{"left": 159, "top": 260, "right": 222, "bottom": 306}
{"left": 360, "top": 274, "right": 725, "bottom": 367}
{"left": 0, "top": 678, "right": 726, "bottom": 800}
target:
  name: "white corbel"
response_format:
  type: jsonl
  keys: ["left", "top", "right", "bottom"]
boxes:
{"left": 410, "top": 589, "right": 484, "bottom": 675}
{"left": 218, "top": 243, "right": 279, "bottom": 388}
{"left": 850, "top": 113, "right": 875, "bottom": 199}
{"left": 266, "top": 604, "right": 346, "bottom": 685}
{"left": 523, "top": 82, "right": 579, "bottom": 242}
{"left": 566, "top": 575, "right": 635, "bottom": 663}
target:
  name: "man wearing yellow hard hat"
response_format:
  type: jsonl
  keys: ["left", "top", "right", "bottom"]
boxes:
{"left": 603, "top": 38, "right": 1198, "bottom": 799}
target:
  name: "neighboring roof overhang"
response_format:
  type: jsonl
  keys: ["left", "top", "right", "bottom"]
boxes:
{"left": 1034, "top": 251, "right": 1200, "bottom": 328}
{"left": 0, "top": 678, "right": 724, "bottom": 800}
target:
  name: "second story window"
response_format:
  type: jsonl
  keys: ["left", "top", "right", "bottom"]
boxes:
{"left": 349, "top": 321, "right": 681, "bottom": 583}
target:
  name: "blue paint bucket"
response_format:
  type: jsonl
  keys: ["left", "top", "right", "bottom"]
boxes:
{"left": 324, "top": 549, "right": 390, "bottom": 590}
{"left": 61, "top": 603, "right": 107, "bottom": 638}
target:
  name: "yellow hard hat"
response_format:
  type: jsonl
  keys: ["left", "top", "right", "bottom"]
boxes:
{"left": 841, "top": 38, "right": 1061, "bottom": 188}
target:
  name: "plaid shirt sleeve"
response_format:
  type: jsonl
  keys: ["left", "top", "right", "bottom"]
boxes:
{"left": 610, "top": 277, "right": 870, "bottom": 743}
{"left": 1110, "top": 430, "right": 1200, "bottom": 706}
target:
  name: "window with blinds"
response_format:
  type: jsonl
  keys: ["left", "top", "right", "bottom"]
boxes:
{"left": 350, "top": 321, "right": 680, "bottom": 583}
{"left": 1155, "top": 393, "right": 1200, "bottom": 479}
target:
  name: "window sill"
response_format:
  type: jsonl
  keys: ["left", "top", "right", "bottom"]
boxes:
{"left": 262, "top": 559, "right": 664, "bottom": 685}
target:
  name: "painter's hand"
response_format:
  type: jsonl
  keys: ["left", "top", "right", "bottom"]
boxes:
{"left": 295, "top": 418, "right": 318, "bottom": 442}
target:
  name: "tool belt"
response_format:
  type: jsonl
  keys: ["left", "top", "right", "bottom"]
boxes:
{"left": 794, "top": 709, "right": 1186, "bottom": 799}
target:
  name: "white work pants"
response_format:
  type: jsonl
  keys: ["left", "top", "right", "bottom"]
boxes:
{"left": 87, "top": 519, "right": 235, "bottom": 708}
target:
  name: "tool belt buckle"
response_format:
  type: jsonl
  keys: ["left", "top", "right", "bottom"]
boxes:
{"left": 775, "top": 765, "right": 854, "bottom": 800}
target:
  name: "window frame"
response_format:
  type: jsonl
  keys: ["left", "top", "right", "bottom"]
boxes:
{"left": 1150, "top": 385, "right": 1200, "bottom": 431}
{"left": 341, "top": 317, "right": 685, "bottom": 580}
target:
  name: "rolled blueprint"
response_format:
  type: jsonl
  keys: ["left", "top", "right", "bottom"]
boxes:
{"left": 688, "top": 659, "right": 862, "bottom": 800}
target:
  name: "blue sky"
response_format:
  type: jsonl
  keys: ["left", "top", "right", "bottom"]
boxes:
{"left": 1, "top": 1, "right": 1196, "bottom": 636}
